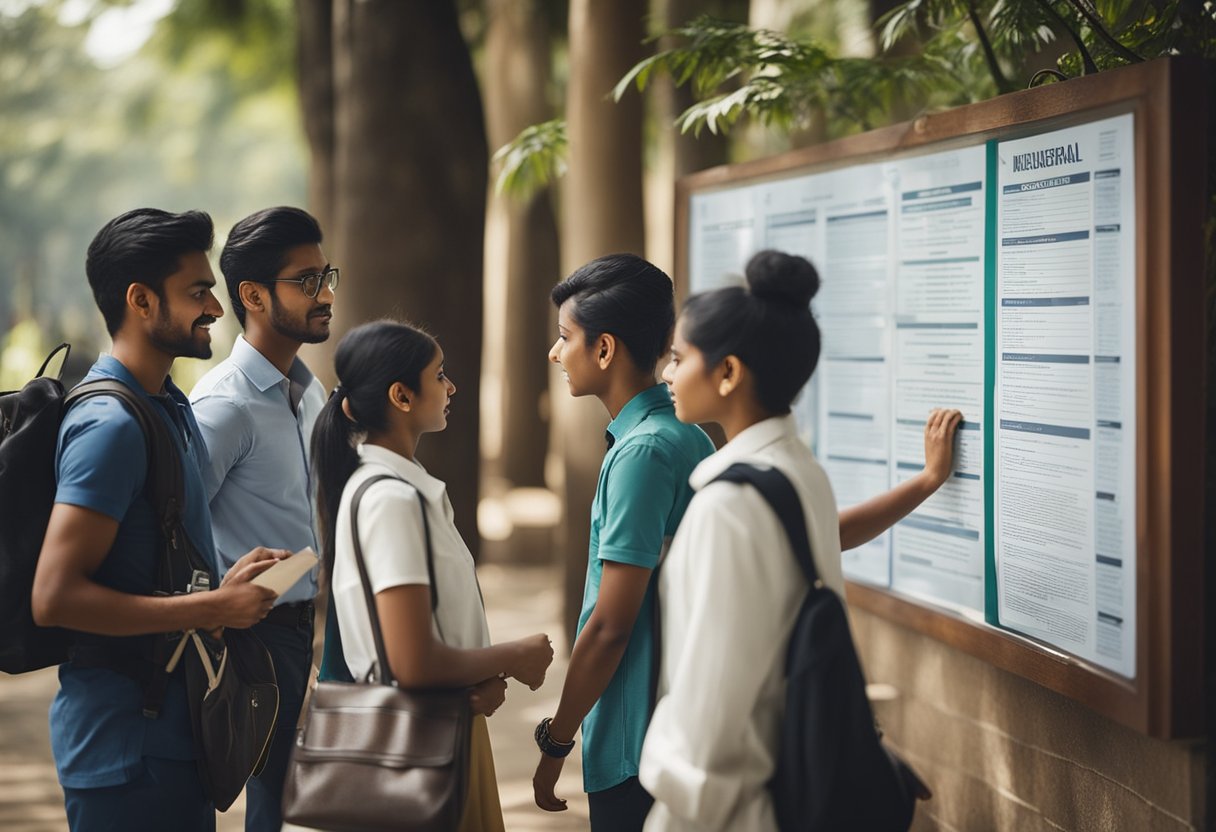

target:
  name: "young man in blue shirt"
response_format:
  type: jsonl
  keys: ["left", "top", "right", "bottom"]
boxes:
{"left": 32, "top": 208, "right": 289, "bottom": 831}
{"left": 533, "top": 254, "right": 715, "bottom": 831}
{"left": 189, "top": 206, "right": 336, "bottom": 832}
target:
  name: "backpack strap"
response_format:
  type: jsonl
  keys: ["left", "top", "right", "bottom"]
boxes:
{"left": 649, "top": 535, "right": 672, "bottom": 715}
{"left": 64, "top": 380, "right": 201, "bottom": 717}
{"left": 348, "top": 473, "right": 439, "bottom": 685}
{"left": 653, "top": 464, "right": 819, "bottom": 712}
{"left": 64, "top": 381, "right": 184, "bottom": 549}
{"left": 711, "top": 462, "right": 824, "bottom": 589}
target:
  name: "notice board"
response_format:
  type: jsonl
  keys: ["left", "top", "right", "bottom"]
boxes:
{"left": 675, "top": 58, "right": 1207, "bottom": 738}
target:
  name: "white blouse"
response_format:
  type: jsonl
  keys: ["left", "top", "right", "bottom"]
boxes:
{"left": 639, "top": 414, "right": 844, "bottom": 832}
{"left": 332, "top": 444, "right": 490, "bottom": 682}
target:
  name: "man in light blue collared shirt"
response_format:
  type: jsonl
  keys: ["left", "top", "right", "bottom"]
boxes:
{"left": 190, "top": 206, "right": 337, "bottom": 832}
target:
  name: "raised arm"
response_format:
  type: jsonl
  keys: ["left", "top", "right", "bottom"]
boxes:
{"left": 838, "top": 408, "right": 963, "bottom": 551}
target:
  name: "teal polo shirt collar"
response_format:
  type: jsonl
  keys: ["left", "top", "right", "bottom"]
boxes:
{"left": 606, "top": 384, "right": 672, "bottom": 449}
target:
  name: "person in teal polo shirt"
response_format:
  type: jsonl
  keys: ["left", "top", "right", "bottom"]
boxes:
{"left": 533, "top": 254, "right": 714, "bottom": 831}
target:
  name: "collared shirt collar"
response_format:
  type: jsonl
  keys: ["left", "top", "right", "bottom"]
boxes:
{"left": 357, "top": 443, "right": 448, "bottom": 504}
{"left": 229, "top": 335, "right": 316, "bottom": 394}
{"left": 689, "top": 413, "right": 798, "bottom": 489}
{"left": 606, "top": 384, "right": 673, "bottom": 448}
{"left": 90, "top": 354, "right": 187, "bottom": 404}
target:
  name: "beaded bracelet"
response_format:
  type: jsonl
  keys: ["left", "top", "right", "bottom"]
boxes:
{"left": 534, "top": 717, "right": 576, "bottom": 759}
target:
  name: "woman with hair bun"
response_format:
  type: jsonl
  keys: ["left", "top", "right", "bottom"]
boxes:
{"left": 636, "top": 250, "right": 862, "bottom": 830}
{"left": 310, "top": 320, "right": 555, "bottom": 831}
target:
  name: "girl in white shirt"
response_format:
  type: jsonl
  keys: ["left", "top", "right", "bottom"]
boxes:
{"left": 638, "top": 250, "right": 843, "bottom": 831}
{"left": 311, "top": 320, "right": 555, "bottom": 832}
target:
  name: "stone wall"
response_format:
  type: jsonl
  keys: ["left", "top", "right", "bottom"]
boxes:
{"left": 852, "top": 610, "right": 1207, "bottom": 831}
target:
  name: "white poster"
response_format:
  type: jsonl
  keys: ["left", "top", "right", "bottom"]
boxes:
{"left": 688, "top": 186, "right": 759, "bottom": 294}
{"left": 887, "top": 146, "right": 988, "bottom": 614}
{"left": 682, "top": 111, "right": 1138, "bottom": 679}
{"left": 994, "top": 114, "right": 1136, "bottom": 676}
{"left": 758, "top": 172, "right": 834, "bottom": 453}
{"left": 813, "top": 163, "right": 897, "bottom": 586}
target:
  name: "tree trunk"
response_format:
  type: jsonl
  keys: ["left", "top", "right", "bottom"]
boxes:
{"left": 648, "top": 0, "right": 736, "bottom": 274}
{"left": 294, "top": 0, "right": 334, "bottom": 237}
{"left": 293, "top": 0, "right": 337, "bottom": 390}
{"left": 664, "top": 0, "right": 736, "bottom": 178}
{"left": 557, "top": 0, "right": 649, "bottom": 639}
{"left": 331, "top": 0, "right": 487, "bottom": 557}
{"left": 482, "top": 0, "right": 560, "bottom": 496}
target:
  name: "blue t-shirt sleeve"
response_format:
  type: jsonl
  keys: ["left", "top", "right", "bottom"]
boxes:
{"left": 597, "top": 440, "right": 679, "bottom": 569}
{"left": 55, "top": 398, "right": 146, "bottom": 521}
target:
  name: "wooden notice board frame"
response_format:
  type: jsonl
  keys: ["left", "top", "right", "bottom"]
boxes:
{"left": 673, "top": 58, "right": 1208, "bottom": 739}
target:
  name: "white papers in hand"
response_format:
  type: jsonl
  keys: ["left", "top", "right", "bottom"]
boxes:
{"left": 251, "top": 547, "right": 319, "bottom": 595}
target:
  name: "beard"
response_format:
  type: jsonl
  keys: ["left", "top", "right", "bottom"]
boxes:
{"left": 269, "top": 297, "right": 332, "bottom": 345}
{"left": 152, "top": 307, "right": 214, "bottom": 359}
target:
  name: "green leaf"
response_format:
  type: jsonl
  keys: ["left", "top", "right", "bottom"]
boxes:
{"left": 491, "top": 118, "right": 568, "bottom": 200}
{"left": 612, "top": 52, "right": 666, "bottom": 101}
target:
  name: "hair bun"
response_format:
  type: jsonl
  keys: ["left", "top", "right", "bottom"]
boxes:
{"left": 744, "top": 249, "right": 819, "bottom": 307}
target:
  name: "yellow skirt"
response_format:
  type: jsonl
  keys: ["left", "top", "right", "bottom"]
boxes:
{"left": 457, "top": 714, "right": 505, "bottom": 832}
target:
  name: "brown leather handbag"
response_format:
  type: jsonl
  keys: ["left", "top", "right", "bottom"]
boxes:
{"left": 282, "top": 474, "right": 471, "bottom": 832}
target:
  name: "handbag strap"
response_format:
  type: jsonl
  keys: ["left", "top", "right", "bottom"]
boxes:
{"left": 711, "top": 462, "right": 823, "bottom": 588}
{"left": 349, "top": 472, "right": 439, "bottom": 686}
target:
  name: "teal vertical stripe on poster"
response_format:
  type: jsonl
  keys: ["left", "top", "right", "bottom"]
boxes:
{"left": 984, "top": 140, "right": 1000, "bottom": 626}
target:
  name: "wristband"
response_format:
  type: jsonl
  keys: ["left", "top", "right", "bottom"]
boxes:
{"left": 534, "top": 717, "right": 575, "bottom": 759}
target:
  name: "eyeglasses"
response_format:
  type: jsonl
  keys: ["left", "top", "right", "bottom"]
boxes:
{"left": 270, "top": 267, "right": 340, "bottom": 299}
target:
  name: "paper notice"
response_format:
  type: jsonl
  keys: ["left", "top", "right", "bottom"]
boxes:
{"left": 252, "top": 547, "right": 320, "bottom": 595}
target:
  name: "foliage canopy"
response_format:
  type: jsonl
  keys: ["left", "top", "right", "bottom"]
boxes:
{"left": 495, "top": 0, "right": 1215, "bottom": 195}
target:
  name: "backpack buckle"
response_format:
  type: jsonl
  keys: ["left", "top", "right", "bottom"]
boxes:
{"left": 187, "top": 570, "right": 212, "bottom": 594}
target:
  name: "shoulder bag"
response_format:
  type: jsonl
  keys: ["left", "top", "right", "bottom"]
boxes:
{"left": 282, "top": 473, "right": 472, "bottom": 832}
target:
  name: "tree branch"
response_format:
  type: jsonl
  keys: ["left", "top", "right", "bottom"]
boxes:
{"left": 1036, "top": 0, "right": 1099, "bottom": 75}
{"left": 1062, "top": 0, "right": 1145, "bottom": 63}
{"left": 966, "top": 0, "right": 1014, "bottom": 94}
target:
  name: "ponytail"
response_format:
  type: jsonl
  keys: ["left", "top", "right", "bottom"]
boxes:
{"left": 311, "top": 389, "right": 361, "bottom": 576}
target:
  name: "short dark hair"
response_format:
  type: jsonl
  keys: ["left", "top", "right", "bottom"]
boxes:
{"left": 85, "top": 208, "right": 214, "bottom": 336}
{"left": 550, "top": 253, "right": 674, "bottom": 372}
{"left": 682, "top": 249, "right": 822, "bottom": 414}
{"left": 220, "top": 206, "right": 323, "bottom": 327}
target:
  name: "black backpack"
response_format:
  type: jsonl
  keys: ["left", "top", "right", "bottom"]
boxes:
{"left": 0, "top": 343, "right": 76, "bottom": 672}
{"left": 712, "top": 462, "right": 928, "bottom": 832}
{"left": 0, "top": 343, "right": 193, "bottom": 673}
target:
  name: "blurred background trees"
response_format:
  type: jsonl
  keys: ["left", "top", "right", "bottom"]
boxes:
{"left": 0, "top": 0, "right": 306, "bottom": 389}
{"left": 2, "top": 0, "right": 1212, "bottom": 637}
